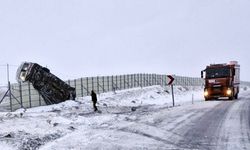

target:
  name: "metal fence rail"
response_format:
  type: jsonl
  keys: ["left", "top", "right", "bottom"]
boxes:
{"left": 1, "top": 73, "right": 205, "bottom": 111}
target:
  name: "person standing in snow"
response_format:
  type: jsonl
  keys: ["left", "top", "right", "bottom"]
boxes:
{"left": 91, "top": 90, "right": 98, "bottom": 111}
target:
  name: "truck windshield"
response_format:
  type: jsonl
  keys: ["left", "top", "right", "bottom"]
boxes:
{"left": 206, "top": 67, "right": 230, "bottom": 79}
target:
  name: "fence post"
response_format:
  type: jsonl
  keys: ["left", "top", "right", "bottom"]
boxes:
{"left": 131, "top": 74, "right": 133, "bottom": 88}
{"left": 156, "top": 75, "right": 158, "bottom": 85}
{"left": 107, "top": 76, "right": 110, "bottom": 92}
{"left": 116, "top": 75, "right": 118, "bottom": 90}
{"left": 152, "top": 74, "right": 153, "bottom": 85}
{"left": 150, "top": 74, "right": 152, "bottom": 86}
{"left": 127, "top": 75, "right": 130, "bottom": 88}
{"left": 140, "top": 74, "right": 142, "bottom": 87}
{"left": 149, "top": 74, "right": 151, "bottom": 85}
{"left": 28, "top": 82, "right": 31, "bottom": 108}
{"left": 120, "top": 75, "right": 122, "bottom": 90}
{"left": 164, "top": 75, "right": 167, "bottom": 86}
{"left": 91, "top": 77, "right": 94, "bottom": 91}
{"left": 162, "top": 75, "right": 164, "bottom": 86}
{"left": 142, "top": 73, "right": 146, "bottom": 87}
{"left": 141, "top": 74, "right": 143, "bottom": 87}
{"left": 159, "top": 75, "right": 161, "bottom": 86}
{"left": 97, "top": 76, "right": 99, "bottom": 94}
{"left": 102, "top": 76, "right": 105, "bottom": 93}
{"left": 81, "top": 78, "right": 83, "bottom": 97}
{"left": 9, "top": 82, "right": 12, "bottom": 112}
{"left": 86, "top": 77, "right": 89, "bottom": 95}
{"left": 137, "top": 74, "right": 141, "bottom": 86}
{"left": 19, "top": 82, "right": 23, "bottom": 108}
{"left": 123, "top": 75, "right": 126, "bottom": 89}
{"left": 135, "top": 74, "right": 138, "bottom": 87}
{"left": 154, "top": 74, "right": 156, "bottom": 85}
{"left": 138, "top": 74, "right": 140, "bottom": 87}
{"left": 134, "top": 74, "right": 136, "bottom": 87}
{"left": 156, "top": 74, "right": 158, "bottom": 85}
{"left": 148, "top": 74, "right": 151, "bottom": 86}
{"left": 112, "top": 75, "right": 115, "bottom": 92}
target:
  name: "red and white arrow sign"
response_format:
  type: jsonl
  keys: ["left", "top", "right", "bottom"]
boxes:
{"left": 167, "top": 75, "right": 175, "bottom": 85}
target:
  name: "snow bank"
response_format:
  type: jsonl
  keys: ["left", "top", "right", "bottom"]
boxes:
{"left": 1, "top": 78, "right": 250, "bottom": 150}
{"left": 0, "top": 85, "right": 206, "bottom": 149}
{"left": 1, "top": 84, "right": 250, "bottom": 149}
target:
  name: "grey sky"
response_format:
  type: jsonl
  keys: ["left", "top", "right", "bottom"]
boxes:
{"left": 0, "top": 0, "right": 249, "bottom": 84}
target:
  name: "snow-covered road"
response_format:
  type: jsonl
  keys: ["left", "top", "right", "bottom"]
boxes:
{"left": 177, "top": 92, "right": 250, "bottom": 150}
{"left": 0, "top": 86, "right": 249, "bottom": 150}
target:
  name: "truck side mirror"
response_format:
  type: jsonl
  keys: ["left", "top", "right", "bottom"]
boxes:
{"left": 201, "top": 71, "right": 204, "bottom": 78}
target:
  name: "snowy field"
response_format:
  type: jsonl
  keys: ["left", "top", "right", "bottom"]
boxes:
{"left": 0, "top": 85, "right": 249, "bottom": 150}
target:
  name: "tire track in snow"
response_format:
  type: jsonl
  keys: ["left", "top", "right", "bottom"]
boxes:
{"left": 216, "top": 97, "right": 250, "bottom": 150}
{"left": 177, "top": 101, "right": 233, "bottom": 150}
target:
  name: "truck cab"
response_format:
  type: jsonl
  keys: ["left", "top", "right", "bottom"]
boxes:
{"left": 201, "top": 61, "right": 240, "bottom": 100}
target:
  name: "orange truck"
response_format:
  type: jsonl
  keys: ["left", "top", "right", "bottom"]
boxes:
{"left": 201, "top": 61, "right": 240, "bottom": 100}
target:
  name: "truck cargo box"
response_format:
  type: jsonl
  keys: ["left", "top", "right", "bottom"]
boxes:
{"left": 16, "top": 62, "right": 76, "bottom": 105}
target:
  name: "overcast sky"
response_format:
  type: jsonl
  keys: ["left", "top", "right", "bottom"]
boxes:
{"left": 0, "top": 0, "right": 249, "bottom": 85}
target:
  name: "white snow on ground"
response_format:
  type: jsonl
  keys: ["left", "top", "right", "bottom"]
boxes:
{"left": 0, "top": 85, "right": 249, "bottom": 150}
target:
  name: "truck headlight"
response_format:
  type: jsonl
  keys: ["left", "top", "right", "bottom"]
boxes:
{"left": 204, "top": 90, "right": 209, "bottom": 97}
{"left": 226, "top": 88, "right": 232, "bottom": 95}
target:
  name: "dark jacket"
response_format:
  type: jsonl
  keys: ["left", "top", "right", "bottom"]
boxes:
{"left": 91, "top": 91, "right": 97, "bottom": 103}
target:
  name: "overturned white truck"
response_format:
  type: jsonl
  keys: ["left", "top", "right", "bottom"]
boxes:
{"left": 16, "top": 62, "right": 76, "bottom": 105}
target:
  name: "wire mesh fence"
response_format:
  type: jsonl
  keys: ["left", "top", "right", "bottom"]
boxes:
{"left": 1, "top": 73, "right": 205, "bottom": 112}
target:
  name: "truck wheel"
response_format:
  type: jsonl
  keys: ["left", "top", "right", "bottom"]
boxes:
{"left": 205, "top": 98, "right": 210, "bottom": 101}
{"left": 235, "top": 93, "right": 238, "bottom": 99}
{"left": 229, "top": 95, "right": 234, "bottom": 100}
{"left": 229, "top": 90, "right": 235, "bottom": 100}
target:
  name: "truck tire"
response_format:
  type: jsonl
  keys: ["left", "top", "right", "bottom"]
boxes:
{"left": 229, "top": 90, "right": 235, "bottom": 100}
{"left": 229, "top": 94, "right": 234, "bottom": 100}
{"left": 235, "top": 93, "right": 238, "bottom": 99}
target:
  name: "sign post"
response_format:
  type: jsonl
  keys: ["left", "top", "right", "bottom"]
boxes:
{"left": 167, "top": 75, "right": 175, "bottom": 107}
